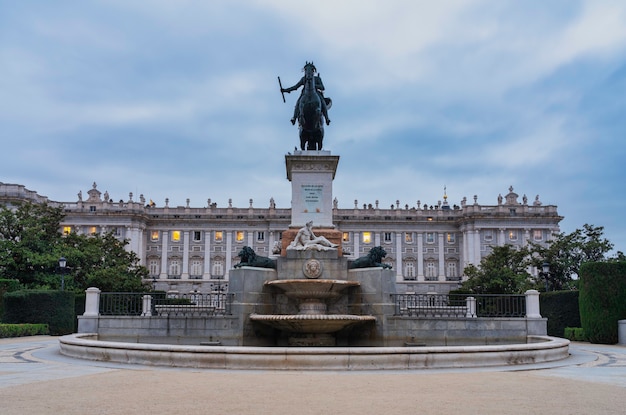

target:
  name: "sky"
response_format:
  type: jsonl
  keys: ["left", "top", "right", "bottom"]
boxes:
{"left": 1, "top": 1, "right": 625, "bottom": 253}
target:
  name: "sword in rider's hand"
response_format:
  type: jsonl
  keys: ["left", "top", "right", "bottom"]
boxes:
{"left": 278, "top": 76, "right": 286, "bottom": 103}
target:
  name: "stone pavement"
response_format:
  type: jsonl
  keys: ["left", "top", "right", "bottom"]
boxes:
{"left": 1, "top": 336, "right": 625, "bottom": 414}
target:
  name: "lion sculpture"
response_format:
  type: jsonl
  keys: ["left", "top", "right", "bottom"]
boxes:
{"left": 234, "top": 246, "right": 277, "bottom": 269}
{"left": 348, "top": 246, "right": 392, "bottom": 269}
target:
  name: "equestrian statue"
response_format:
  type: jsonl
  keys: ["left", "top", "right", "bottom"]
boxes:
{"left": 279, "top": 62, "right": 332, "bottom": 151}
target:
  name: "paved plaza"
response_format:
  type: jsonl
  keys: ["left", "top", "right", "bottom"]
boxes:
{"left": 1, "top": 336, "right": 625, "bottom": 414}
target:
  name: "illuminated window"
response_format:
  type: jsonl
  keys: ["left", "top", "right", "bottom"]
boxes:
{"left": 426, "top": 233, "right": 435, "bottom": 244}
{"left": 362, "top": 232, "right": 372, "bottom": 244}
{"left": 342, "top": 232, "right": 350, "bottom": 242}
{"left": 63, "top": 226, "right": 72, "bottom": 235}
{"left": 172, "top": 231, "right": 181, "bottom": 242}
{"left": 89, "top": 226, "right": 97, "bottom": 235}
{"left": 405, "top": 233, "right": 413, "bottom": 243}
{"left": 215, "top": 231, "right": 223, "bottom": 242}
{"left": 447, "top": 233, "right": 455, "bottom": 243}
{"left": 236, "top": 231, "right": 244, "bottom": 242}
{"left": 509, "top": 230, "right": 518, "bottom": 241}
{"left": 151, "top": 231, "right": 159, "bottom": 241}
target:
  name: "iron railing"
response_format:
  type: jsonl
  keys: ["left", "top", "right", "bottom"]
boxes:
{"left": 393, "top": 293, "right": 526, "bottom": 318}
{"left": 99, "top": 292, "right": 234, "bottom": 316}
{"left": 100, "top": 292, "right": 145, "bottom": 316}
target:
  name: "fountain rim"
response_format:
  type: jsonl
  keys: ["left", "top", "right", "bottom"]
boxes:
{"left": 59, "top": 333, "right": 570, "bottom": 371}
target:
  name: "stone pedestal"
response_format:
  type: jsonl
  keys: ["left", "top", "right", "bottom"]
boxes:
{"left": 285, "top": 151, "right": 339, "bottom": 228}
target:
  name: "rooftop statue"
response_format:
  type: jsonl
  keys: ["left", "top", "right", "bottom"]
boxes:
{"left": 288, "top": 221, "right": 338, "bottom": 251}
{"left": 279, "top": 62, "right": 332, "bottom": 151}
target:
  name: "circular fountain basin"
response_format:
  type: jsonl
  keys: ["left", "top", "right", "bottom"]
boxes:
{"left": 59, "top": 334, "right": 571, "bottom": 370}
{"left": 249, "top": 313, "right": 376, "bottom": 333}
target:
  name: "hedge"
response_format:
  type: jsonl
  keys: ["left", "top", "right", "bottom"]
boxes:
{"left": 539, "top": 290, "right": 581, "bottom": 337}
{"left": 3, "top": 290, "right": 75, "bottom": 335}
{"left": 0, "top": 323, "right": 49, "bottom": 338}
{"left": 579, "top": 262, "right": 626, "bottom": 344}
{"left": 0, "top": 279, "right": 22, "bottom": 319}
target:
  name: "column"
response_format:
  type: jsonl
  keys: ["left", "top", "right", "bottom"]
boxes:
{"left": 203, "top": 231, "right": 212, "bottom": 278}
{"left": 417, "top": 232, "right": 424, "bottom": 280}
{"left": 466, "top": 230, "right": 475, "bottom": 266}
{"left": 395, "top": 232, "right": 402, "bottom": 278}
{"left": 499, "top": 228, "right": 505, "bottom": 247}
{"left": 354, "top": 232, "right": 360, "bottom": 258}
{"left": 181, "top": 231, "right": 190, "bottom": 279}
{"left": 474, "top": 229, "right": 481, "bottom": 264}
{"left": 159, "top": 231, "right": 169, "bottom": 278}
{"left": 225, "top": 230, "right": 233, "bottom": 279}
{"left": 438, "top": 232, "right": 445, "bottom": 278}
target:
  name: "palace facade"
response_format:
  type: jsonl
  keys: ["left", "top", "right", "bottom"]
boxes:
{"left": 0, "top": 181, "right": 562, "bottom": 294}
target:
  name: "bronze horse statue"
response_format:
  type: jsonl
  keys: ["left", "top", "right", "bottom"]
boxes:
{"left": 297, "top": 62, "right": 325, "bottom": 150}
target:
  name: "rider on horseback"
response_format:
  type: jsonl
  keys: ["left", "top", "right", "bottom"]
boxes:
{"left": 281, "top": 62, "right": 331, "bottom": 126}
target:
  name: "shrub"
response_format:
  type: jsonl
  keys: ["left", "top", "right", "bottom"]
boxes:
{"left": 540, "top": 291, "right": 581, "bottom": 337}
{"left": 0, "top": 323, "right": 49, "bottom": 338}
{"left": 563, "top": 327, "right": 586, "bottom": 342}
{"left": 3, "top": 290, "right": 75, "bottom": 335}
{"left": 579, "top": 262, "right": 626, "bottom": 344}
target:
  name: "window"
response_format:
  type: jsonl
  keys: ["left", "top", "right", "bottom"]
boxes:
{"left": 426, "top": 233, "right": 435, "bottom": 244}
{"left": 362, "top": 232, "right": 372, "bottom": 244}
{"left": 446, "top": 262, "right": 457, "bottom": 279}
{"left": 62, "top": 226, "right": 72, "bottom": 235}
{"left": 509, "top": 230, "right": 518, "bottom": 241}
{"left": 404, "top": 262, "right": 415, "bottom": 280}
{"left": 190, "top": 259, "right": 202, "bottom": 277}
{"left": 533, "top": 230, "right": 543, "bottom": 241}
{"left": 151, "top": 231, "right": 159, "bottom": 241}
{"left": 484, "top": 230, "right": 493, "bottom": 242}
{"left": 193, "top": 231, "right": 202, "bottom": 242}
{"left": 215, "top": 231, "right": 223, "bottom": 242}
{"left": 89, "top": 226, "right": 97, "bottom": 235}
{"left": 342, "top": 232, "right": 350, "bottom": 242}
{"left": 169, "top": 259, "right": 180, "bottom": 277}
{"left": 384, "top": 232, "right": 392, "bottom": 243}
{"left": 447, "top": 233, "right": 455, "bottom": 243}
{"left": 212, "top": 260, "right": 224, "bottom": 277}
{"left": 425, "top": 262, "right": 437, "bottom": 279}
{"left": 236, "top": 231, "right": 244, "bottom": 242}
{"left": 149, "top": 259, "right": 159, "bottom": 276}
{"left": 405, "top": 233, "right": 413, "bottom": 243}
{"left": 172, "top": 231, "right": 181, "bottom": 242}
{"left": 89, "top": 206, "right": 97, "bottom": 212}
{"left": 257, "top": 231, "right": 265, "bottom": 242}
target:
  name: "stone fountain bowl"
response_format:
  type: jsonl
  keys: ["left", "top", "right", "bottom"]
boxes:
{"left": 266, "top": 279, "right": 360, "bottom": 299}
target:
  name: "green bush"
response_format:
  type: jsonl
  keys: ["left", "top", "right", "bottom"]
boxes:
{"left": 0, "top": 323, "right": 49, "bottom": 338}
{"left": 0, "top": 279, "right": 22, "bottom": 320}
{"left": 540, "top": 291, "right": 581, "bottom": 337}
{"left": 563, "top": 327, "right": 586, "bottom": 341}
{"left": 579, "top": 262, "right": 626, "bottom": 344}
{"left": 3, "top": 290, "right": 75, "bottom": 335}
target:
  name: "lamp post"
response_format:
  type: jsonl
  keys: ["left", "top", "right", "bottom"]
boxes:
{"left": 58, "top": 257, "right": 67, "bottom": 291}
{"left": 542, "top": 262, "right": 550, "bottom": 292}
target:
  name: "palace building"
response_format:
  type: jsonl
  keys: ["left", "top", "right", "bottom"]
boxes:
{"left": 0, "top": 177, "right": 562, "bottom": 295}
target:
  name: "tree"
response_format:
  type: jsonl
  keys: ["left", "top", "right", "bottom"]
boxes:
{"left": 461, "top": 245, "right": 534, "bottom": 294}
{"left": 527, "top": 224, "right": 615, "bottom": 291}
{"left": 0, "top": 202, "right": 148, "bottom": 292}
